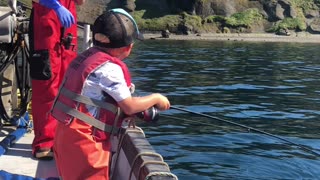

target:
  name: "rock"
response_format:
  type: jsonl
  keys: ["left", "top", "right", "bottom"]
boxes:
{"left": 263, "top": 0, "right": 296, "bottom": 21}
{"left": 210, "top": 0, "right": 237, "bottom": 17}
{"left": 77, "top": 0, "right": 111, "bottom": 24}
{"left": 276, "top": 28, "right": 291, "bottom": 36}
{"left": 121, "top": 0, "right": 136, "bottom": 12}
{"left": 194, "top": 0, "right": 214, "bottom": 17}
{"left": 305, "top": 9, "right": 320, "bottom": 19}
{"left": 309, "top": 18, "right": 320, "bottom": 33}
{"left": 161, "top": 29, "right": 170, "bottom": 38}
{"left": 166, "top": 0, "right": 195, "bottom": 14}
{"left": 275, "top": 3, "right": 285, "bottom": 20}
{"left": 278, "top": 0, "right": 296, "bottom": 18}
{"left": 74, "top": 0, "right": 320, "bottom": 35}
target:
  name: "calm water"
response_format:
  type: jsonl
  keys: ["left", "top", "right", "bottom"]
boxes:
{"left": 125, "top": 40, "right": 320, "bottom": 180}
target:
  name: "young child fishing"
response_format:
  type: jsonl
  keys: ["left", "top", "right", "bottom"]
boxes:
{"left": 50, "top": 8, "right": 171, "bottom": 179}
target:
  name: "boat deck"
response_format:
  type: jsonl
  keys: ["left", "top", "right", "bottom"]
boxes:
{"left": 0, "top": 127, "right": 58, "bottom": 179}
{"left": 0, "top": 117, "right": 177, "bottom": 180}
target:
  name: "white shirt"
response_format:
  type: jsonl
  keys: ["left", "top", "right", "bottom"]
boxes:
{"left": 81, "top": 61, "right": 131, "bottom": 117}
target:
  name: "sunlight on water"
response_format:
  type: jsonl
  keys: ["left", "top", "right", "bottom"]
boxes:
{"left": 79, "top": 39, "right": 320, "bottom": 179}
{"left": 126, "top": 40, "right": 320, "bottom": 179}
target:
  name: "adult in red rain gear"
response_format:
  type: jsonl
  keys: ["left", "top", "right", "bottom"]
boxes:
{"left": 28, "top": 0, "right": 85, "bottom": 160}
{"left": 51, "top": 9, "right": 171, "bottom": 179}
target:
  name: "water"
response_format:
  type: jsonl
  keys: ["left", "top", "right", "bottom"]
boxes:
{"left": 125, "top": 40, "right": 320, "bottom": 180}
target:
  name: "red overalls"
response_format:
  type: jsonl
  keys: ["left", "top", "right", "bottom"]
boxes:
{"left": 51, "top": 47, "right": 131, "bottom": 180}
{"left": 29, "top": 0, "right": 78, "bottom": 153}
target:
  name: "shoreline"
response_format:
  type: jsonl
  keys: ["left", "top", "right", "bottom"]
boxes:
{"left": 77, "top": 28, "right": 320, "bottom": 43}
{"left": 142, "top": 32, "right": 320, "bottom": 43}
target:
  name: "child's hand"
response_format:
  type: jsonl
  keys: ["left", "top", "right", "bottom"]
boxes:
{"left": 155, "top": 94, "right": 170, "bottom": 111}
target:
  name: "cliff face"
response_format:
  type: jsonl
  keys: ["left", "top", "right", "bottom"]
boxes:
{"left": 77, "top": 0, "right": 320, "bottom": 35}
{"left": 1, "top": 0, "right": 319, "bottom": 35}
{"left": 76, "top": 0, "right": 110, "bottom": 24}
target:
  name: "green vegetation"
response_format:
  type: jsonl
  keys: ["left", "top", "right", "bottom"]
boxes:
{"left": 204, "top": 8, "right": 264, "bottom": 33}
{"left": 268, "top": 17, "right": 307, "bottom": 32}
{"left": 134, "top": 8, "right": 264, "bottom": 34}
{"left": 133, "top": 10, "right": 204, "bottom": 33}
{"left": 263, "top": 0, "right": 309, "bottom": 33}
{"left": 205, "top": 15, "right": 225, "bottom": 24}
{"left": 225, "top": 8, "right": 263, "bottom": 28}
{"left": 205, "top": 8, "right": 264, "bottom": 29}
{"left": 291, "top": 0, "right": 318, "bottom": 11}
{"left": 181, "top": 12, "right": 203, "bottom": 32}
{"left": 133, "top": 10, "right": 180, "bottom": 31}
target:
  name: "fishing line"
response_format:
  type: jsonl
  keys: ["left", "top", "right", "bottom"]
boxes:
{"left": 161, "top": 114, "right": 232, "bottom": 131}
{"left": 168, "top": 106, "right": 320, "bottom": 157}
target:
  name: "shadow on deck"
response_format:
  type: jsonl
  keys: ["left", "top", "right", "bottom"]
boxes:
{"left": 0, "top": 127, "right": 59, "bottom": 179}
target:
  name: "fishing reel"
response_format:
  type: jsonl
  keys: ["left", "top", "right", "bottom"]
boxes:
{"left": 135, "top": 106, "right": 159, "bottom": 122}
{"left": 61, "top": 33, "right": 75, "bottom": 51}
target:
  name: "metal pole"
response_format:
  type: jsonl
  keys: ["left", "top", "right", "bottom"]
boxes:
{"left": 83, "top": 24, "right": 92, "bottom": 50}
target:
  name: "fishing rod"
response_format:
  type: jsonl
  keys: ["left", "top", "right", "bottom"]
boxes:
{"left": 169, "top": 106, "right": 320, "bottom": 157}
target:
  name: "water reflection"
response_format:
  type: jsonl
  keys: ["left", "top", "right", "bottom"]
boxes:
{"left": 126, "top": 40, "right": 320, "bottom": 179}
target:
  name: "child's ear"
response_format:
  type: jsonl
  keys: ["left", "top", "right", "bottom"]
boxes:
{"left": 124, "top": 43, "right": 134, "bottom": 52}
{"left": 94, "top": 33, "right": 110, "bottom": 44}
{"left": 128, "top": 43, "right": 134, "bottom": 50}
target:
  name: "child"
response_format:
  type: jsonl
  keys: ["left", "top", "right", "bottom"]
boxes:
{"left": 51, "top": 8, "right": 171, "bottom": 179}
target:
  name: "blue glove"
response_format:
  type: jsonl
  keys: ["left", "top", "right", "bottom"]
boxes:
{"left": 54, "top": 6, "right": 75, "bottom": 27}
{"left": 39, "top": 0, "right": 75, "bottom": 28}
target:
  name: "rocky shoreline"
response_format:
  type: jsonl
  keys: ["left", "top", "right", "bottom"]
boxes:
{"left": 142, "top": 32, "right": 320, "bottom": 43}
{"left": 77, "top": 28, "right": 320, "bottom": 44}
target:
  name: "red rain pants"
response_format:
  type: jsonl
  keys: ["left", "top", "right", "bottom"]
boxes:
{"left": 30, "top": 1, "right": 77, "bottom": 153}
{"left": 54, "top": 120, "right": 111, "bottom": 179}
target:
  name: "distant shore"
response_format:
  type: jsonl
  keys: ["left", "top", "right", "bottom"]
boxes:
{"left": 77, "top": 27, "right": 320, "bottom": 44}
{"left": 142, "top": 32, "right": 320, "bottom": 43}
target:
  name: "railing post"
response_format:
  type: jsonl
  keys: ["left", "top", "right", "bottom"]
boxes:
{"left": 83, "top": 24, "right": 92, "bottom": 50}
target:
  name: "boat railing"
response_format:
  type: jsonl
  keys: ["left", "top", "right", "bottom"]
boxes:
{"left": 77, "top": 23, "right": 92, "bottom": 50}
{"left": 111, "top": 126, "right": 178, "bottom": 180}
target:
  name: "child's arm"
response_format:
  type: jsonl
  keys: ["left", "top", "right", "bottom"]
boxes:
{"left": 118, "top": 93, "right": 170, "bottom": 116}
